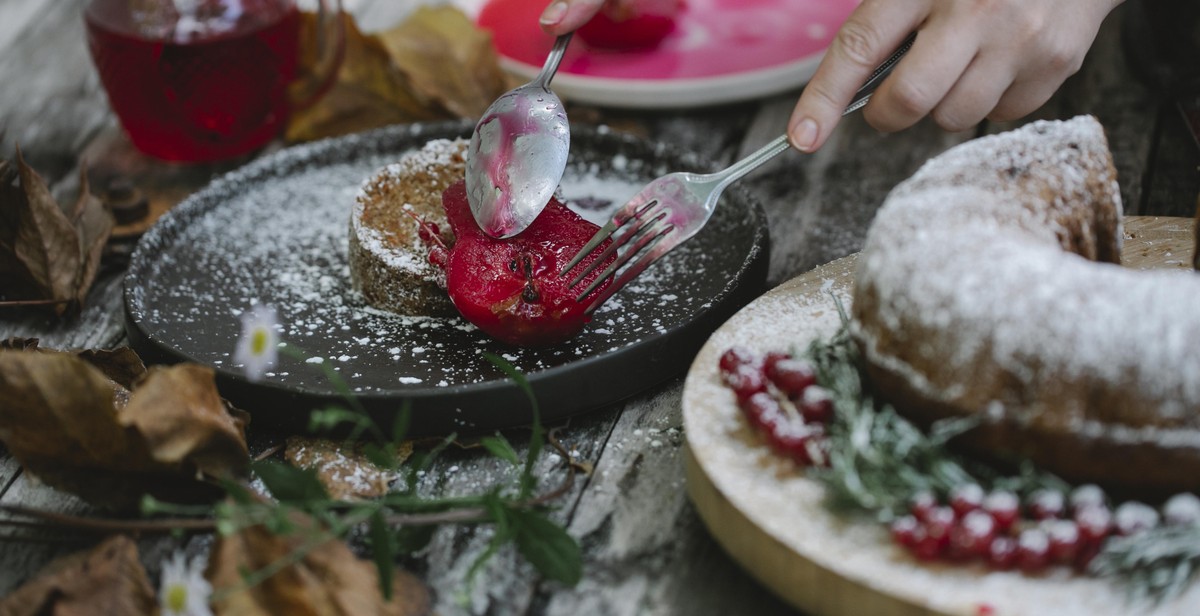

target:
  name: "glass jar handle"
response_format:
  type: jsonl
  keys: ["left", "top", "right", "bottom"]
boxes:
{"left": 289, "top": 0, "right": 345, "bottom": 111}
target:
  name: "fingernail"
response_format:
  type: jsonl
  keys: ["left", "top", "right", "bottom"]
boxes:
{"left": 791, "top": 118, "right": 819, "bottom": 152}
{"left": 540, "top": 1, "right": 568, "bottom": 26}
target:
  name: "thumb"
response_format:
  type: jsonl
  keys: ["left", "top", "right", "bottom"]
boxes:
{"left": 539, "top": 0, "right": 608, "bottom": 36}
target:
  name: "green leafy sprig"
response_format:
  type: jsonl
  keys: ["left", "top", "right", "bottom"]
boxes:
{"left": 804, "top": 300, "right": 1064, "bottom": 522}
{"left": 141, "top": 352, "right": 583, "bottom": 602}
{"left": 801, "top": 298, "right": 1200, "bottom": 604}
{"left": 1089, "top": 524, "right": 1200, "bottom": 604}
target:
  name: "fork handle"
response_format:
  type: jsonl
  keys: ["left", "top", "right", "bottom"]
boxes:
{"left": 711, "top": 32, "right": 917, "bottom": 189}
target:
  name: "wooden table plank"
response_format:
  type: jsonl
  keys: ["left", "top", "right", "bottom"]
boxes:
{"left": 0, "top": 0, "right": 112, "bottom": 183}
{"left": 533, "top": 381, "right": 797, "bottom": 615}
{"left": 0, "top": 472, "right": 97, "bottom": 596}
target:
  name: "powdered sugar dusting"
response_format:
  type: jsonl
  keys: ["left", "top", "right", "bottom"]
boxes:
{"left": 682, "top": 254, "right": 1200, "bottom": 616}
{"left": 125, "top": 122, "right": 767, "bottom": 425}
{"left": 851, "top": 116, "right": 1200, "bottom": 452}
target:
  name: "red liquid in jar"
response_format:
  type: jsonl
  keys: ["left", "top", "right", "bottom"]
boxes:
{"left": 85, "top": 0, "right": 300, "bottom": 162}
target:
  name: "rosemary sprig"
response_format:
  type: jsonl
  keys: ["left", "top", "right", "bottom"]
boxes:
{"left": 1090, "top": 525, "right": 1200, "bottom": 604}
{"left": 805, "top": 301, "right": 1063, "bottom": 521}
{"left": 801, "top": 297, "right": 1198, "bottom": 603}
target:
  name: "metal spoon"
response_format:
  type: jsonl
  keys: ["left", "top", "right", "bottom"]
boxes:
{"left": 466, "top": 33, "right": 572, "bottom": 239}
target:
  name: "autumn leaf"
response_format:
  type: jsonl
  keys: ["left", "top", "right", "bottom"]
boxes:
{"left": 208, "top": 510, "right": 431, "bottom": 616}
{"left": 286, "top": 13, "right": 440, "bottom": 143}
{"left": 0, "top": 348, "right": 250, "bottom": 510}
{"left": 284, "top": 436, "right": 412, "bottom": 501}
{"left": 0, "top": 148, "right": 113, "bottom": 315}
{"left": 377, "top": 6, "right": 510, "bottom": 119}
{"left": 285, "top": 8, "right": 509, "bottom": 143}
{"left": 0, "top": 535, "right": 156, "bottom": 616}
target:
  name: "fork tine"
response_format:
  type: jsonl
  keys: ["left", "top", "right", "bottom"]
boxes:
{"left": 583, "top": 230, "right": 672, "bottom": 314}
{"left": 559, "top": 219, "right": 618, "bottom": 278}
{"left": 568, "top": 204, "right": 668, "bottom": 288}
{"left": 560, "top": 199, "right": 662, "bottom": 279}
{"left": 574, "top": 218, "right": 672, "bottom": 303}
{"left": 560, "top": 198, "right": 663, "bottom": 281}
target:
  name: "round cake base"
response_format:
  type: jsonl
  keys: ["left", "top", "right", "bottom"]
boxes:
{"left": 681, "top": 216, "right": 1199, "bottom": 616}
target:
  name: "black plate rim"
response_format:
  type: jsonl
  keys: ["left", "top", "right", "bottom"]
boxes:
{"left": 123, "top": 120, "right": 770, "bottom": 435}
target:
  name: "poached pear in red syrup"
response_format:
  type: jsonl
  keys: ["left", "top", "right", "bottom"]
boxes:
{"left": 421, "top": 180, "right": 615, "bottom": 347}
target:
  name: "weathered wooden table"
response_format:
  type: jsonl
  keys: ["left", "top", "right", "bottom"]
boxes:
{"left": 1, "top": 0, "right": 1197, "bottom": 613}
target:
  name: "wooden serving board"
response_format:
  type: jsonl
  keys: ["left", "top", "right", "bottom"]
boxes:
{"left": 681, "top": 216, "right": 1199, "bottom": 616}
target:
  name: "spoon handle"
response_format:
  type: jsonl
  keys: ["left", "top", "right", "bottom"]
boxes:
{"left": 534, "top": 33, "right": 573, "bottom": 89}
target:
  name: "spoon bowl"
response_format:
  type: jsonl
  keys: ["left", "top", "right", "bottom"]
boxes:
{"left": 466, "top": 34, "right": 572, "bottom": 239}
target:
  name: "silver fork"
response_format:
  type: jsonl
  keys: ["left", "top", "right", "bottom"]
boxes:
{"left": 561, "top": 33, "right": 917, "bottom": 314}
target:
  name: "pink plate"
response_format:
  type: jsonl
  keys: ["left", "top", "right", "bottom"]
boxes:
{"left": 470, "top": 0, "right": 857, "bottom": 108}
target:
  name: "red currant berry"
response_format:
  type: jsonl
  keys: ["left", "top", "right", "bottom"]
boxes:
{"left": 949, "top": 483, "right": 985, "bottom": 518}
{"left": 417, "top": 220, "right": 441, "bottom": 243}
{"left": 1016, "top": 527, "right": 1051, "bottom": 572}
{"left": 890, "top": 515, "right": 922, "bottom": 548}
{"left": 983, "top": 490, "right": 1020, "bottom": 532}
{"left": 1114, "top": 501, "right": 1160, "bottom": 536}
{"left": 909, "top": 490, "right": 940, "bottom": 523}
{"left": 428, "top": 246, "right": 448, "bottom": 268}
{"left": 912, "top": 527, "right": 947, "bottom": 561}
{"left": 719, "top": 346, "right": 758, "bottom": 376}
{"left": 1163, "top": 493, "right": 1200, "bottom": 527}
{"left": 949, "top": 510, "right": 997, "bottom": 560}
{"left": 761, "top": 350, "right": 791, "bottom": 371}
{"left": 768, "top": 427, "right": 824, "bottom": 467}
{"left": 766, "top": 357, "right": 816, "bottom": 398}
{"left": 1074, "top": 540, "right": 1103, "bottom": 571}
{"left": 739, "top": 391, "right": 782, "bottom": 433}
{"left": 1027, "top": 489, "right": 1065, "bottom": 520}
{"left": 1069, "top": 484, "right": 1107, "bottom": 513}
{"left": 1074, "top": 505, "right": 1113, "bottom": 545}
{"left": 924, "top": 506, "right": 957, "bottom": 542}
{"left": 799, "top": 386, "right": 834, "bottom": 424}
{"left": 722, "top": 363, "right": 767, "bottom": 399}
{"left": 987, "top": 535, "right": 1019, "bottom": 570}
{"left": 1045, "top": 520, "right": 1081, "bottom": 563}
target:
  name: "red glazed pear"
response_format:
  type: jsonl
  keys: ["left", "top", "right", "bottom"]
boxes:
{"left": 437, "top": 180, "right": 615, "bottom": 347}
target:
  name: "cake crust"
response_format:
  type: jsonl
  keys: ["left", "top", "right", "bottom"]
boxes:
{"left": 851, "top": 116, "right": 1200, "bottom": 495}
{"left": 349, "top": 138, "right": 467, "bottom": 316}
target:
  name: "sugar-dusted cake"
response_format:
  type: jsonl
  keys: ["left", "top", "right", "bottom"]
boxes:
{"left": 850, "top": 115, "right": 1200, "bottom": 494}
{"left": 349, "top": 138, "right": 466, "bottom": 316}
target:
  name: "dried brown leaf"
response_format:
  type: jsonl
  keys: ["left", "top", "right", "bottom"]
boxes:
{"left": 71, "top": 165, "right": 114, "bottom": 307}
{"left": 0, "top": 149, "right": 114, "bottom": 315}
{"left": 284, "top": 436, "right": 411, "bottom": 500}
{"left": 0, "top": 535, "right": 156, "bottom": 616}
{"left": 6, "top": 147, "right": 80, "bottom": 310}
{"left": 75, "top": 346, "right": 147, "bottom": 390}
{"left": 122, "top": 364, "right": 250, "bottom": 479}
{"left": 286, "top": 13, "right": 440, "bottom": 143}
{"left": 0, "top": 337, "right": 38, "bottom": 351}
{"left": 0, "top": 350, "right": 249, "bottom": 510}
{"left": 208, "top": 511, "right": 431, "bottom": 616}
{"left": 377, "top": 6, "right": 509, "bottom": 119}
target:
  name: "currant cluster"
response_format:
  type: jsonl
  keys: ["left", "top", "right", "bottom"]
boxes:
{"left": 718, "top": 346, "right": 834, "bottom": 467}
{"left": 890, "top": 484, "right": 1200, "bottom": 571}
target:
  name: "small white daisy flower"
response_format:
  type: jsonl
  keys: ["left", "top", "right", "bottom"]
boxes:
{"left": 159, "top": 551, "right": 213, "bottom": 616}
{"left": 234, "top": 305, "right": 280, "bottom": 381}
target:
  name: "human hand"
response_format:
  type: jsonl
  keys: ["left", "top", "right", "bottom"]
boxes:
{"left": 788, "top": 0, "right": 1124, "bottom": 152}
{"left": 539, "top": 0, "right": 621, "bottom": 35}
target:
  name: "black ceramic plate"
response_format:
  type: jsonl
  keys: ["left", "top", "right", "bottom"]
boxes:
{"left": 125, "top": 121, "right": 769, "bottom": 435}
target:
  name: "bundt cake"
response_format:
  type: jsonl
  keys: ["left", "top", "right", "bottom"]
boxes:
{"left": 349, "top": 138, "right": 466, "bottom": 316}
{"left": 851, "top": 115, "right": 1200, "bottom": 495}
